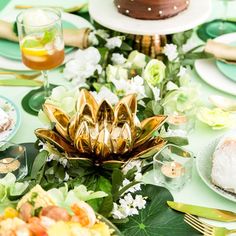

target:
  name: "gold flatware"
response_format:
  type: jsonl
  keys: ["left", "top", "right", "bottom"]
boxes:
{"left": 167, "top": 201, "right": 236, "bottom": 222}
{"left": 0, "top": 71, "right": 40, "bottom": 80}
{"left": 14, "top": 4, "right": 87, "bottom": 13}
{"left": 0, "top": 79, "right": 42, "bottom": 87}
{"left": 184, "top": 213, "right": 236, "bottom": 236}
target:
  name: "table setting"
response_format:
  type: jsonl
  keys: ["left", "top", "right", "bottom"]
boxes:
{"left": 1, "top": 0, "right": 236, "bottom": 235}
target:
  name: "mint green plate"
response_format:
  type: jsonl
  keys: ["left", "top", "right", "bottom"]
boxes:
{"left": 0, "top": 21, "right": 75, "bottom": 61}
{"left": 216, "top": 42, "right": 236, "bottom": 82}
{"left": 216, "top": 60, "right": 236, "bottom": 82}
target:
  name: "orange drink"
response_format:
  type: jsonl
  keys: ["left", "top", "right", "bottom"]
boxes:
{"left": 17, "top": 8, "right": 65, "bottom": 112}
{"left": 21, "top": 35, "right": 65, "bottom": 70}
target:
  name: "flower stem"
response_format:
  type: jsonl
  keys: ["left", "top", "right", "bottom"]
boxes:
{"left": 114, "top": 181, "right": 140, "bottom": 201}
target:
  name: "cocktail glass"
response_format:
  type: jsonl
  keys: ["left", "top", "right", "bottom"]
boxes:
{"left": 17, "top": 8, "right": 65, "bottom": 112}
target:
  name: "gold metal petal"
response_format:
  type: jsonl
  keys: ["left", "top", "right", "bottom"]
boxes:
{"left": 110, "top": 123, "right": 133, "bottom": 155}
{"left": 134, "top": 115, "right": 167, "bottom": 147}
{"left": 43, "top": 103, "right": 71, "bottom": 140}
{"left": 77, "top": 89, "right": 98, "bottom": 121}
{"left": 118, "top": 94, "right": 137, "bottom": 115}
{"left": 74, "top": 121, "right": 91, "bottom": 153}
{"left": 114, "top": 102, "right": 133, "bottom": 127}
{"left": 96, "top": 100, "right": 114, "bottom": 131}
{"left": 94, "top": 125, "right": 113, "bottom": 159}
{"left": 131, "top": 137, "right": 166, "bottom": 160}
{"left": 35, "top": 128, "right": 76, "bottom": 154}
{"left": 68, "top": 113, "right": 79, "bottom": 141}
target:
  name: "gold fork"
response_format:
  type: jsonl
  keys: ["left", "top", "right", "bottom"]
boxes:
{"left": 184, "top": 213, "right": 236, "bottom": 236}
{"left": 0, "top": 71, "right": 41, "bottom": 80}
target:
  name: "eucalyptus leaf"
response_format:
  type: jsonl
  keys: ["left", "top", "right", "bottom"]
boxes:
{"left": 112, "top": 169, "right": 124, "bottom": 197}
{"left": 120, "top": 42, "right": 133, "bottom": 51}
{"left": 172, "top": 30, "right": 193, "bottom": 47}
{"left": 31, "top": 150, "right": 48, "bottom": 179}
{"left": 97, "top": 176, "right": 113, "bottom": 216}
{"left": 144, "top": 81, "right": 155, "bottom": 100}
{"left": 9, "top": 182, "right": 29, "bottom": 196}
{"left": 165, "top": 136, "right": 189, "bottom": 146}
{"left": 118, "top": 185, "right": 200, "bottom": 236}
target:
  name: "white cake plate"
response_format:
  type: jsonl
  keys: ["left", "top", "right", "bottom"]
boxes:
{"left": 89, "top": 0, "right": 211, "bottom": 35}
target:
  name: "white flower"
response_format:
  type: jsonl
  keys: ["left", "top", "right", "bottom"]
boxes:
{"left": 163, "top": 44, "right": 178, "bottom": 61}
{"left": 121, "top": 179, "right": 141, "bottom": 193}
{"left": 127, "top": 50, "right": 147, "bottom": 68}
{"left": 59, "top": 158, "right": 68, "bottom": 168}
{"left": 88, "top": 29, "right": 109, "bottom": 45}
{"left": 166, "top": 81, "right": 179, "bottom": 91}
{"left": 143, "top": 59, "right": 166, "bottom": 86}
{"left": 49, "top": 86, "right": 80, "bottom": 114}
{"left": 122, "top": 178, "right": 131, "bottom": 187}
{"left": 105, "top": 37, "right": 122, "bottom": 49}
{"left": 151, "top": 86, "right": 161, "bottom": 101}
{"left": 64, "top": 172, "right": 70, "bottom": 181}
{"left": 64, "top": 47, "right": 102, "bottom": 85}
{"left": 119, "top": 193, "right": 134, "bottom": 206}
{"left": 106, "top": 65, "right": 128, "bottom": 82}
{"left": 111, "top": 53, "right": 127, "bottom": 65}
{"left": 91, "top": 86, "right": 119, "bottom": 105}
{"left": 122, "top": 160, "right": 142, "bottom": 175}
{"left": 112, "top": 78, "right": 129, "bottom": 96}
{"left": 129, "top": 76, "right": 146, "bottom": 99}
{"left": 133, "top": 195, "right": 147, "bottom": 210}
{"left": 178, "top": 66, "right": 187, "bottom": 77}
{"left": 96, "top": 29, "right": 110, "bottom": 39}
{"left": 127, "top": 207, "right": 139, "bottom": 216}
{"left": 135, "top": 173, "right": 143, "bottom": 181}
{"left": 111, "top": 203, "right": 127, "bottom": 219}
{"left": 111, "top": 192, "right": 146, "bottom": 219}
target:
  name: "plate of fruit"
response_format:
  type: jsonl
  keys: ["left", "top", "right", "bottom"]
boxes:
{"left": 0, "top": 184, "right": 122, "bottom": 236}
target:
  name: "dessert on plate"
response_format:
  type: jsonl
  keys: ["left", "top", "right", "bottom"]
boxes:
{"left": 114, "top": 0, "right": 190, "bottom": 20}
{"left": 0, "top": 185, "right": 115, "bottom": 236}
{"left": 211, "top": 132, "right": 236, "bottom": 194}
{"left": 0, "top": 107, "right": 11, "bottom": 133}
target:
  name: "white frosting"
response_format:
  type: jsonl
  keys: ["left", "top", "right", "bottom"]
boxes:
{"left": 211, "top": 132, "right": 236, "bottom": 193}
{"left": 0, "top": 107, "right": 9, "bottom": 130}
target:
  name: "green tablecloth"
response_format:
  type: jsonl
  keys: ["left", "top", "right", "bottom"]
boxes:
{"left": 1, "top": 0, "right": 236, "bottom": 231}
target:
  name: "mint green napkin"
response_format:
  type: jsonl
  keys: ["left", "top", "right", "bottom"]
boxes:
{"left": 0, "top": 0, "right": 9, "bottom": 12}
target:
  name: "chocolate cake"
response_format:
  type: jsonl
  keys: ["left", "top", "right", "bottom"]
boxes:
{"left": 114, "top": 0, "right": 190, "bottom": 20}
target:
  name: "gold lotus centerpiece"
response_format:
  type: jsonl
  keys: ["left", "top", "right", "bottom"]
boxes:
{"left": 35, "top": 89, "right": 167, "bottom": 168}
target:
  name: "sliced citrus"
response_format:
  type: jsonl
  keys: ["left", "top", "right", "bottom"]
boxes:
{"left": 22, "top": 47, "right": 48, "bottom": 57}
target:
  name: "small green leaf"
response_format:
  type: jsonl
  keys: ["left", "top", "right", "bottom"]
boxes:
{"left": 165, "top": 136, "right": 189, "bottom": 146}
{"left": 97, "top": 176, "right": 113, "bottom": 216}
{"left": 172, "top": 30, "right": 193, "bottom": 47}
{"left": 112, "top": 169, "right": 123, "bottom": 196}
{"left": 120, "top": 42, "right": 133, "bottom": 51}
{"left": 41, "top": 30, "right": 55, "bottom": 45}
{"left": 144, "top": 81, "right": 154, "bottom": 100}
{"left": 31, "top": 150, "right": 48, "bottom": 179}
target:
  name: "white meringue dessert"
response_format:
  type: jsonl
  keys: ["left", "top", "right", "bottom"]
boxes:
{"left": 211, "top": 132, "right": 236, "bottom": 194}
{"left": 0, "top": 107, "right": 11, "bottom": 132}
